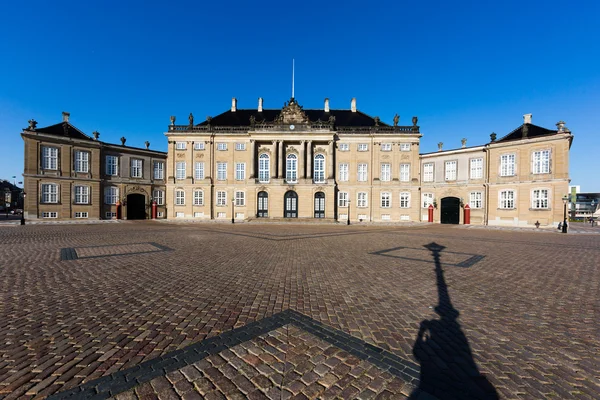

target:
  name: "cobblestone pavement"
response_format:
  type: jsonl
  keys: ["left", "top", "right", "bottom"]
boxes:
{"left": 0, "top": 222, "right": 599, "bottom": 399}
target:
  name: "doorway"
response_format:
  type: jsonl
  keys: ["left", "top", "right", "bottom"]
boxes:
{"left": 257, "top": 191, "right": 268, "bottom": 217}
{"left": 284, "top": 191, "right": 298, "bottom": 218}
{"left": 314, "top": 192, "right": 325, "bottom": 218}
{"left": 440, "top": 197, "right": 460, "bottom": 224}
{"left": 126, "top": 193, "right": 146, "bottom": 220}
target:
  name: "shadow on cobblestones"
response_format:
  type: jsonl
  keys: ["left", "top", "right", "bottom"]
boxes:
{"left": 411, "top": 242, "right": 498, "bottom": 400}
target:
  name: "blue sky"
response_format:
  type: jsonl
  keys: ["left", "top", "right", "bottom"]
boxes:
{"left": 2, "top": 0, "right": 599, "bottom": 190}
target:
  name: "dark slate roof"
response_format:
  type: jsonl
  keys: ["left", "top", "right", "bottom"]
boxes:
{"left": 198, "top": 109, "right": 388, "bottom": 127}
{"left": 33, "top": 122, "right": 93, "bottom": 141}
{"left": 495, "top": 123, "right": 558, "bottom": 143}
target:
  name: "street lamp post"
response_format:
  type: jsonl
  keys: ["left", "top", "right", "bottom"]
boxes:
{"left": 4, "top": 189, "right": 9, "bottom": 219}
{"left": 347, "top": 200, "right": 351, "bottom": 226}
{"left": 231, "top": 199, "right": 235, "bottom": 224}
{"left": 591, "top": 200, "right": 597, "bottom": 227}
{"left": 20, "top": 193, "right": 26, "bottom": 225}
{"left": 562, "top": 195, "right": 568, "bottom": 233}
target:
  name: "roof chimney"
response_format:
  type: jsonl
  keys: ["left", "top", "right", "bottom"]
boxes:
{"left": 324, "top": 98, "right": 330, "bottom": 113}
{"left": 231, "top": 97, "right": 237, "bottom": 112}
{"left": 258, "top": 97, "right": 263, "bottom": 112}
{"left": 523, "top": 113, "right": 532, "bottom": 124}
{"left": 350, "top": 98, "right": 357, "bottom": 112}
{"left": 62, "top": 112, "right": 70, "bottom": 122}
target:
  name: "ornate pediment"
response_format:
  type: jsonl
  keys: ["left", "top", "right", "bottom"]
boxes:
{"left": 274, "top": 98, "right": 310, "bottom": 124}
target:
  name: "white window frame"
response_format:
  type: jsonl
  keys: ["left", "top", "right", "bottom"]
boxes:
{"left": 42, "top": 147, "right": 58, "bottom": 170}
{"left": 400, "top": 164, "right": 410, "bottom": 182}
{"left": 339, "top": 163, "right": 349, "bottom": 182}
{"left": 194, "top": 142, "right": 205, "bottom": 150}
{"left": 175, "top": 189, "right": 185, "bottom": 206}
{"left": 423, "top": 163, "right": 434, "bottom": 182}
{"left": 74, "top": 151, "right": 89, "bottom": 173}
{"left": 470, "top": 158, "right": 483, "bottom": 179}
{"left": 469, "top": 192, "right": 483, "bottom": 209}
{"left": 217, "top": 162, "right": 227, "bottom": 181}
{"left": 445, "top": 160, "right": 457, "bottom": 181}
{"left": 380, "top": 192, "right": 391, "bottom": 208}
{"left": 286, "top": 154, "right": 297, "bottom": 183}
{"left": 499, "top": 190, "right": 515, "bottom": 209}
{"left": 195, "top": 162, "right": 205, "bottom": 180}
{"left": 74, "top": 212, "right": 88, "bottom": 219}
{"left": 176, "top": 162, "right": 186, "bottom": 180}
{"left": 104, "top": 186, "right": 119, "bottom": 205}
{"left": 422, "top": 193, "right": 434, "bottom": 208}
{"left": 176, "top": 141, "right": 186, "bottom": 150}
{"left": 532, "top": 150, "right": 550, "bottom": 174}
{"left": 236, "top": 163, "right": 246, "bottom": 181}
{"left": 235, "top": 143, "right": 246, "bottom": 151}
{"left": 400, "top": 143, "right": 411, "bottom": 152}
{"left": 531, "top": 189, "right": 549, "bottom": 209}
{"left": 235, "top": 191, "right": 245, "bottom": 206}
{"left": 153, "top": 190, "right": 164, "bottom": 205}
{"left": 381, "top": 143, "right": 392, "bottom": 152}
{"left": 217, "top": 143, "right": 227, "bottom": 151}
{"left": 42, "top": 212, "right": 58, "bottom": 218}
{"left": 380, "top": 163, "right": 391, "bottom": 182}
{"left": 357, "top": 192, "right": 368, "bottom": 208}
{"left": 400, "top": 192, "right": 410, "bottom": 208}
{"left": 500, "top": 154, "right": 516, "bottom": 177}
{"left": 106, "top": 155, "right": 118, "bottom": 176}
{"left": 153, "top": 161, "right": 164, "bottom": 180}
{"left": 74, "top": 185, "right": 89, "bottom": 204}
{"left": 338, "top": 192, "right": 349, "bottom": 207}
{"left": 259, "top": 153, "right": 270, "bottom": 183}
{"left": 105, "top": 212, "right": 117, "bottom": 219}
{"left": 217, "top": 191, "right": 227, "bottom": 206}
{"left": 339, "top": 143, "right": 349, "bottom": 151}
{"left": 358, "top": 163, "right": 368, "bottom": 182}
{"left": 131, "top": 159, "right": 143, "bottom": 178}
{"left": 314, "top": 154, "right": 325, "bottom": 183}
{"left": 41, "top": 183, "right": 59, "bottom": 203}
{"left": 194, "top": 189, "right": 204, "bottom": 206}
{"left": 358, "top": 144, "right": 368, "bottom": 152}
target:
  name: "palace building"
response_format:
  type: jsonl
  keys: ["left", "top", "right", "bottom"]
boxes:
{"left": 21, "top": 99, "right": 573, "bottom": 227}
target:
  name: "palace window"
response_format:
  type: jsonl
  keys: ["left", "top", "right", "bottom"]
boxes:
{"left": 500, "top": 154, "right": 516, "bottom": 176}
{"left": 217, "top": 143, "right": 227, "bottom": 151}
{"left": 357, "top": 192, "right": 368, "bottom": 208}
{"left": 75, "top": 212, "right": 88, "bottom": 219}
{"left": 217, "top": 162, "right": 227, "bottom": 181}
{"left": 235, "top": 143, "right": 246, "bottom": 151}
{"left": 339, "top": 143, "right": 349, "bottom": 151}
{"left": 400, "top": 164, "right": 410, "bottom": 182}
{"left": 532, "top": 189, "right": 549, "bottom": 209}
{"left": 153, "top": 161, "right": 164, "bottom": 180}
{"left": 381, "top": 143, "right": 392, "bottom": 151}
{"left": 42, "top": 212, "right": 58, "bottom": 218}
{"left": 236, "top": 163, "right": 246, "bottom": 181}
{"left": 532, "top": 150, "right": 550, "bottom": 174}
{"left": 176, "top": 162, "right": 186, "bottom": 180}
{"left": 423, "top": 163, "right": 434, "bottom": 182}
{"left": 42, "top": 147, "right": 58, "bottom": 170}
{"left": 41, "top": 183, "right": 59, "bottom": 203}
{"left": 339, "top": 163, "right": 348, "bottom": 182}
{"left": 445, "top": 161, "right": 457, "bottom": 181}
{"left": 338, "top": 192, "right": 348, "bottom": 207}
{"left": 380, "top": 192, "right": 391, "bottom": 208}
{"left": 380, "top": 163, "right": 391, "bottom": 182}
{"left": 195, "top": 162, "right": 205, "bottom": 180}
{"left": 217, "top": 191, "right": 227, "bottom": 206}
{"left": 106, "top": 155, "right": 118, "bottom": 176}
{"left": 175, "top": 189, "right": 185, "bottom": 205}
{"left": 286, "top": 154, "right": 297, "bottom": 182}
{"left": 235, "top": 191, "right": 245, "bottom": 206}
{"left": 422, "top": 193, "right": 434, "bottom": 208}
{"left": 470, "top": 158, "right": 483, "bottom": 179}
{"left": 400, "top": 143, "right": 411, "bottom": 152}
{"left": 470, "top": 192, "right": 483, "bottom": 209}
{"left": 358, "top": 144, "right": 368, "bottom": 152}
{"left": 74, "top": 151, "right": 89, "bottom": 173}
{"left": 499, "top": 190, "right": 515, "bottom": 209}
{"left": 176, "top": 141, "right": 186, "bottom": 150}
{"left": 104, "top": 186, "right": 119, "bottom": 205}
{"left": 259, "top": 153, "right": 270, "bottom": 183}
{"left": 131, "top": 159, "right": 143, "bottom": 178}
{"left": 153, "top": 190, "right": 164, "bottom": 205}
{"left": 74, "top": 185, "right": 89, "bottom": 204}
{"left": 314, "top": 154, "right": 325, "bottom": 183}
{"left": 194, "top": 142, "right": 205, "bottom": 150}
{"left": 194, "top": 189, "right": 204, "bottom": 206}
{"left": 358, "top": 163, "right": 368, "bottom": 182}
{"left": 400, "top": 192, "right": 410, "bottom": 208}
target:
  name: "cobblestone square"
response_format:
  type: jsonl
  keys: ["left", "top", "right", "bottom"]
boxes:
{"left": 0, "top": 222, "right": 598, "bottom": 399}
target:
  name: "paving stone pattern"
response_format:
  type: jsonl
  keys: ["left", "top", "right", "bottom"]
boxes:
{"left": 0, "top": 222, "right": 599, "bottom": 399}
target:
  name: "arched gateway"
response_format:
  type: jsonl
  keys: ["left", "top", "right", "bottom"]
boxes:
{"left": 284, "top": 191, "right": 298, "bottom": 218}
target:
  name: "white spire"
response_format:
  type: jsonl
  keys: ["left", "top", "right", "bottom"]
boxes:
{"left": 292, "top": 59, "right": 295, "bottom": 99}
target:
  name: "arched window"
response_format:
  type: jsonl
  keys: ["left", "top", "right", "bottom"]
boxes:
{"left": 286, "top": 154, "right": 297, "bottom": 183}
{"left": 259, "top": 153, "right": 270, "bottom": 183}
{"left": 314, "top": 154, "right": 325, "bottom": 183}
{"left": 175, "top": 189, "right": 185, "bottom": 206}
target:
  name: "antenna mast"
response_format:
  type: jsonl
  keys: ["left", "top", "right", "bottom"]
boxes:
{"left": 292, "top": 59, "right": 295, "bottom": 99}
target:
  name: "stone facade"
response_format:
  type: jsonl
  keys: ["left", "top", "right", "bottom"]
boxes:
{"left": 21, "top": 114, "right": 167, "bottom": 220}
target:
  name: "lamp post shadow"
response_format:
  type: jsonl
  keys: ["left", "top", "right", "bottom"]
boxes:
{"left": 410, "top": 242, "right": 498, "bottom": 400}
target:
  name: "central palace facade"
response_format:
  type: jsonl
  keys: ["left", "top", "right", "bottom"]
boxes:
{"left": 21, "top": 97, "right": 573, "bottom": 227}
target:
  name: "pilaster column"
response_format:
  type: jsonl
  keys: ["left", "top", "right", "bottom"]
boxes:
{"left": 271, "top": 141, "right": 277, "bottom": 179}
{"left": 328, "top": 141, "right": 334, "bottom": 179}
{"left": 278, "top": 140, "right": 284, "bottom": 179}
{"left": 250, "top": 140, "right": 256, "bottom": 179}
{"left": 307, "top": 141, "right": 312, "bottom": 179}
{"left": 299, "top": 140, "right": 305, "bottom": 179}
